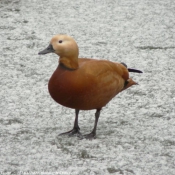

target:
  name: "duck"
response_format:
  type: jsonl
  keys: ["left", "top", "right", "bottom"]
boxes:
{"left": 38, "top": 34, "right": 142, "bottom": 139}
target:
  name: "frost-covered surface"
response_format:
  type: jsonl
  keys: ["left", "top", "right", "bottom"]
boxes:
{"left": 1, "top": 0, "right": 175, "bottom": 174}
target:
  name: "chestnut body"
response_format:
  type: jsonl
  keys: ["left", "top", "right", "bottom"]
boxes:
{"left": 48, "top": 59, "right": 130, "bottom": 110}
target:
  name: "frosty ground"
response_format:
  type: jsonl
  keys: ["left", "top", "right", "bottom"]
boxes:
{"left": 0, "top": 0, "right": 175, "bottom": 174}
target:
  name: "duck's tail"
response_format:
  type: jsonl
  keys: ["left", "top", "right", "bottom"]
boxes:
{"left": 122, "top": 78, "right": 138, "bottom": 91}
{"left": 120, "top": 62, "right": 142, "bottom": 91}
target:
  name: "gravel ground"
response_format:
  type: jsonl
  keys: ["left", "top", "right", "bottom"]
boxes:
{"left": 1, "top": 0, "right": 175, "bottom": 174}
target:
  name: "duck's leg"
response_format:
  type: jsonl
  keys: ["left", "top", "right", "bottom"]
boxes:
{"left": 84, "top": 108, "right": 101, "bottom": 139}
{"left": 59, "top": 109, "right": 82, "bottom": 137}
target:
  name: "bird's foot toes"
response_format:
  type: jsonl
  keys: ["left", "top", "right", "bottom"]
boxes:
{"left": 83, "top": 132, "right": 96, "bottom": 140}
{"left": 59, "top": 128, "right": 82, "bottom": 138}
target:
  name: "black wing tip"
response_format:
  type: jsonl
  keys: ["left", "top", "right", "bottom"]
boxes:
{"left": 128, "top": 68, "right": 143, "bottom": 73}
{"left": 120, "top": 62, "right": 127, "bottom": 68}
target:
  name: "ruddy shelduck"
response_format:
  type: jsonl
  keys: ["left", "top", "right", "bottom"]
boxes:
{"left": 38, "top": 34, "right": 142, "bottom": 139}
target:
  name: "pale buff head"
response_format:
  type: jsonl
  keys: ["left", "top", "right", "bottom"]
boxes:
{"left": 50, "top": 35, "right": 79, "bottom": 57}
{"left": 39, "top": 34, "right": 79, "bottom": 69}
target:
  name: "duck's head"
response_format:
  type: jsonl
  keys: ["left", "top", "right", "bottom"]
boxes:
{"left": 39, "top": 34, "right": 79, "bottom": 69}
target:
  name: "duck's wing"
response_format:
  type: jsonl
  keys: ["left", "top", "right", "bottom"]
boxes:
{"left": 78, "top": 59, "right": 129, "bottom": 93}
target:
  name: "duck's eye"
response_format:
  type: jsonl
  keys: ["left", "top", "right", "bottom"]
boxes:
{"left": 58, "top": 40, "right": 63, "bottom": 43}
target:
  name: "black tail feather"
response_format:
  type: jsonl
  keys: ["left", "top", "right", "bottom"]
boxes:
{"left": 128, "top": 68, "right": 143, "bottom": 73}
{"left": 120, "top": 62, "right": 143, "bottom": 73}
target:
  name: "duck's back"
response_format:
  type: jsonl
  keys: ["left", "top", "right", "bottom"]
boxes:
{"left": 48, "top": 58, "right": 129, "bottom": 110}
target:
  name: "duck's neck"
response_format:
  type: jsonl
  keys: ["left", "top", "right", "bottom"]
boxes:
{"left": 59, "top": 56, "right": 79, "bottom": 70}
